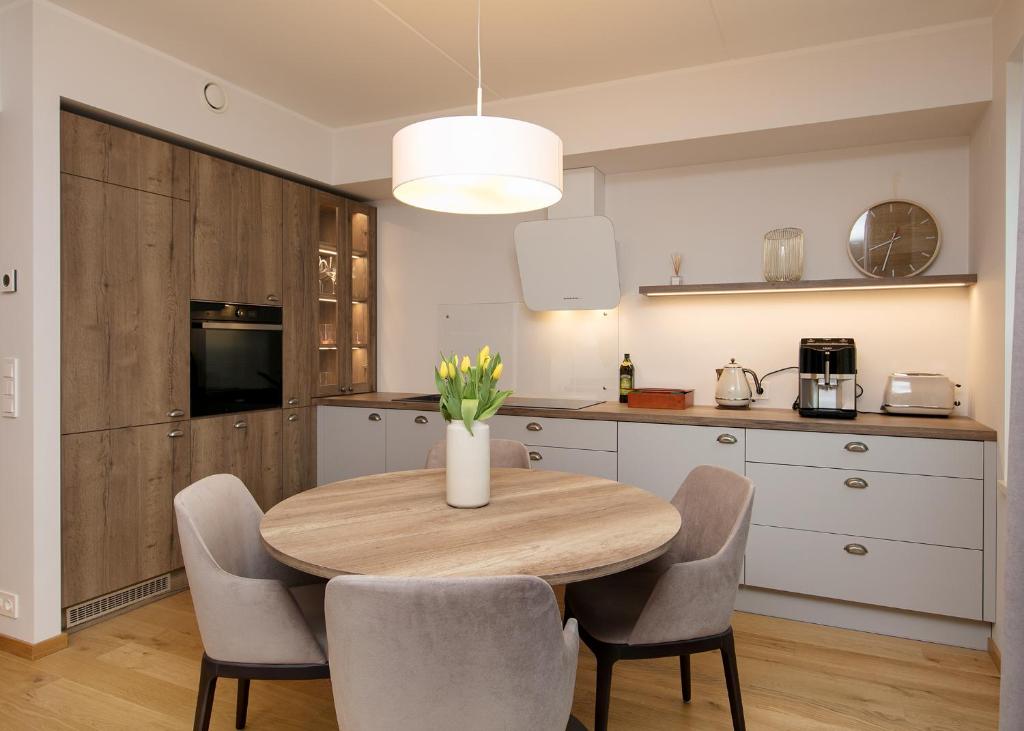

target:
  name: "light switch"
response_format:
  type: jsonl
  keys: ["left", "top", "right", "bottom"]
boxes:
{"left": 1, "top": 357, "right": 16, "bottom": 418}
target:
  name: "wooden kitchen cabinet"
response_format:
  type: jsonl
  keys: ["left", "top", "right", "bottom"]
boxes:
{"left": 282, "top": 181, "right": 316, "bottom": 407}
{"left": 617, "top": 422, "right": 745, "bottom": 500}
{"left": 283, "top": 407, "right": 316, "bottom": 498}
{"left": 317, "top": 406, "right": 386, "bottom": 483}
{"left": 191, "top": 152, "right": 283, "bottom": 306}
{"left": 62, "top": 421, "right": 190, "bottom": 608}
{"left": 347, "top": 201, "right": 377, "bottom": 394}
{"left": 60, "top": 111, "right": 189, "bottom": 200}
{"left": 61, "top": 174, "right": 190, "bottom": 434}
{"left": 190, "top": 409, "right": 283, "bottom": 511}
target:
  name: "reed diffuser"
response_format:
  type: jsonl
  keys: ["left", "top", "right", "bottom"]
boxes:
{"left": 670, "top": 253, "right": 682, "bottom": 285}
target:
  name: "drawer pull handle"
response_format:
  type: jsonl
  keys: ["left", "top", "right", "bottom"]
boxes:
{"left": 844, "top": 477, "right": 868, "bottom": 489}
{"left": 717, "top": 433, "right": 738, "bottom": 445}
{"left": 844, "top": 543, "right": 869, "bottom": 556}
{"left": 844, "top": 441, "right": 869, "bottom": 453}
{"left": 526, "top": 422, "right": 543, "bottom": 432}
{"left": 167, "top": 408, "right": 185, "bottom": 418}
{"left": 529, "top": 451, "right": 543, "bottom": 461}
{"left": 167, "top": 429, "right": 184, "bottom": 438}
{"left": 287, "top": 397, "right": 300, "bottom": 406}
{"left": 368, "top": 413, "right": 382, "bottom": 422}
{"left": 266, "top": 294, "right": 280, "bottom": 302}
{"left": 414, "top": 415, "right": 429, "bottom": 424}
{"left": 288, "top": 414, "right": 299, "bottom": 422}
{"left": 234, "top": 420, "right": 248, "bottom": 430}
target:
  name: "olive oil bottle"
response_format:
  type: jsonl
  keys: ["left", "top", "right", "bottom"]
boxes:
{"left": 619, "top": 353, "right": 634, "bottom": 403}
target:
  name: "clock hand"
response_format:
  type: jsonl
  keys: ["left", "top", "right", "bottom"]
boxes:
{"left": 882, "top": 237, "right": 895, "bottom": 272}
{"left": 868, "top": 233, "right": 901, "bottom": 251}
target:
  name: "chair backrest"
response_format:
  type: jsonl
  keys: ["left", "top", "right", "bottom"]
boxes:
{"left": 424, "top": 438, "right": 531, "bottom": 469}
{"left": 666, "top": 464, "right": 755, "bottom": 566}
{"left": 325, "top": 575, "right": 579, "bottom": 731}
{"left": 174, "top": 474, "right": 325, "bottom": 665}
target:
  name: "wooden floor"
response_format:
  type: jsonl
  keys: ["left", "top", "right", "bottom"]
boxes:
{"left": 0, "top": 591, "right": 1000, "bottom": 730}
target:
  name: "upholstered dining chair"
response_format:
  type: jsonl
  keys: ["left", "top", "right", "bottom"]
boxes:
{"left": 324, "top": 575, "right": 581, "bottom": 731}
{"left": 174, "top": 474, "right": 329, "bottom": 731}
{"left": 424, "top": 438, "right": 532, "bottom": 469}
{"left": 565, "top": 465, "right": 755, "bottom": 731}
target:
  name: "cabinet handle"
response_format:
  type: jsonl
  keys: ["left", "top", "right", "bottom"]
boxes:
{"left": 287, "top": 414, "right": 299, "bottom": 422}
{"left": 167, "top": 429, "right": 184, "bottom": 438}
{"left": 844, "top": 543, "right": 869, "bottom": 556}
{"left": 844, "top": 441, "right": 869, "bottom": 453}
{"left": 234, "top": 420, "right": 248, "bottom": 429}
{"left": 266, "top": 294, "right": 280, "bottom": 302}
{"left": 529, "top": 451, "right": 543, "bottom": 461}
{"left": 167, "top": 408, "right": 185, "bottom": 418}
{"left": 716, "top": 433, "right": 738, "bottom": 445}
{"left": 414, "top": 415, "right": 429, "bottom": 424}
{"left": 368, "top": 413, "right": 382, "bottom": 422}
{"left": 287, "top": 397, "right": 300, "bottom": 406}
{"left": 526, "top": 422, "right": 543, "bottom": 432}
{"left": 844, "top": 477, "right": 868, "bottom": 489}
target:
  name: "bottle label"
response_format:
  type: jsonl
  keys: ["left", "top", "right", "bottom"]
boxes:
{"left": 620, "top": 375, "right": 633, "bottom": 394}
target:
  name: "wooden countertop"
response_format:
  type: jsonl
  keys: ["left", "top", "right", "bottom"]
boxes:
{"left": 315, "top": 392, "right": 997, "bottom": 441}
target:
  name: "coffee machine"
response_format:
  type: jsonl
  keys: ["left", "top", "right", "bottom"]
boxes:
{"left": 798, "top": 338, "right": 857, "bottom": 419}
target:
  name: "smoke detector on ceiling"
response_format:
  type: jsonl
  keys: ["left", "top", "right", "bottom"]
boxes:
{"left": 202, "top": 82, "right": 228, "bottom": 113}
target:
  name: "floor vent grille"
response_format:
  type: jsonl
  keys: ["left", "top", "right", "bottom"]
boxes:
{"left": 65, "top": 574, "right": 170, "bottom": 628}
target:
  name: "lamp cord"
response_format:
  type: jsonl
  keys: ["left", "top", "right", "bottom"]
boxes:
{"left": 476, "top": 0, "right": 482, "bottom": 115}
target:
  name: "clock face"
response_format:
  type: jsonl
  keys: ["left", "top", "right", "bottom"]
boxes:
{"left": 847, "top": 200, "right": 940, "bottom": 278}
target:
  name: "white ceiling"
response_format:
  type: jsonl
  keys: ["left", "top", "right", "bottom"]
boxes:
{"left": 52, "top": 0, "right": 997, "bottom": 127}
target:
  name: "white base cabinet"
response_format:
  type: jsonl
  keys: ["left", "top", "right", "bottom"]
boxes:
{"left": 524, "top": 445, "right": 617, "bottom": 480}
{"left": 385, "top": 409, "right": 446, "bottom": 472}
{"left": 617, "top": 422, "right": 745, "bottom": 499}
{"left": 316, "top": 406, "right": 386, "bottom": 484}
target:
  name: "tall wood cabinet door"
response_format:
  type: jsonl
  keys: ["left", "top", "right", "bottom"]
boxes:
{"left": 62, "top": 421, "right": 190, "bottom": 607}
{"left": 283, "top": 407, "right": 316, "bottom": 498}
{"left": 191, "top": 152, "right": 283, "bottom": 305}
{"left": 282, "top": 181, "right": 315, "bottom": 407}
{"left": 190, "top": 409, "right": 283, "bottom": 511}
{"left": 61, "top": 174, "right": 190, "bottom": 434}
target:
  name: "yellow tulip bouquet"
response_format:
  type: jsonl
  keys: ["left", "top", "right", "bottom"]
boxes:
{"left": 435, "top": 345, "right": 512, "bottom": 435}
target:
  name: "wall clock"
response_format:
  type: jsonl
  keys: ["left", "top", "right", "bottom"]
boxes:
{"left": 847, "top": 200, "right": 940, "bottom": 278}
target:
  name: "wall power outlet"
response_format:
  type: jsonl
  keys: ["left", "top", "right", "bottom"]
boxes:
{"left": 0, "top": 591, "right": 18, "bottom": 619}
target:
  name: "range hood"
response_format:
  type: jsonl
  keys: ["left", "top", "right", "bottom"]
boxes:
{"left": 514, "top": 168, "right": 620, "bottom": 311}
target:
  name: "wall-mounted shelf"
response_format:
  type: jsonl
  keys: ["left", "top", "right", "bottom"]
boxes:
{"left": 640, "top": 274, "right": 977, "bottom": 297}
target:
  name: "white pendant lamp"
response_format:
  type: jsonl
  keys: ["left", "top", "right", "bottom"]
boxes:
{"left": 391, "top": 1, "right": 562, "bottom": 215}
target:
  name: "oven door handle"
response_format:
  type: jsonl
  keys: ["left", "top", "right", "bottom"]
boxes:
{"left": 196, "top": 322, "right": 283, "bottom": 331}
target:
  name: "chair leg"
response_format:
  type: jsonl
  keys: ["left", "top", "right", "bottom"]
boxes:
{"left": 679, "top": 654, "right": 692, "bottom": 703}
{"left": 594, "top": 654, "right": 616, "bottom": 731}
{"left": 193, "top": 655, "right": 218, "bottom": 731}
{"left": 720, "top": 631, "right": 746, "bottom": 731}
{"left": 235, "top": 678, "right": 250, "bottom": 729}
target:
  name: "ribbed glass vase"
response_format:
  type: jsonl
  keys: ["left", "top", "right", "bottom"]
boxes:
{"left": 763, "top": 227, "right": 805, "bottom": 282}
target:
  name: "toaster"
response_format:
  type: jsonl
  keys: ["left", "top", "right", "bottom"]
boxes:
{"left": 882, "top": 373, "right": 958, "bottom": 416}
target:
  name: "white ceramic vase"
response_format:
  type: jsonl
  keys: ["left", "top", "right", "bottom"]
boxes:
{"left": 445, "top": 421, "right": 490, "bottom": 508}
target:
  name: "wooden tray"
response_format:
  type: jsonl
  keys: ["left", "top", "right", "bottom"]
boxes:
{"left": 627, "top": 388, "right": 695, "bottom": 410}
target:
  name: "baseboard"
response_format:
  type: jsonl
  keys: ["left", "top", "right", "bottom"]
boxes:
{"left": 0, "top": 631, "right": 68, "bottom": 660}
{"left": 737, "top": 586, "right": 992, "bottom": 650}
{"left": 988, "top": 637, "right": 1001, "bottom": 671}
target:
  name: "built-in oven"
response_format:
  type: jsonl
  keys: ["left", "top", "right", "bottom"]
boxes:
{"left": 190, "top": 301, "right": 283, "bottom": 417}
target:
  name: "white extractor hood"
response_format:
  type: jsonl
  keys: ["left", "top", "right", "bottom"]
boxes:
{"left": 514, "top": 168, "right": 621, "bottom": 311}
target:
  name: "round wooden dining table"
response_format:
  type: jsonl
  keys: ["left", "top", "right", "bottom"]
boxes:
{"left": 260, "top": 467, "right": 681, "bottom": 584}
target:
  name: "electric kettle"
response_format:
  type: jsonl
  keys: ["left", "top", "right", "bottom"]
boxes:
{"left": 715, "top": 358, "right": 764, "bottom": 409}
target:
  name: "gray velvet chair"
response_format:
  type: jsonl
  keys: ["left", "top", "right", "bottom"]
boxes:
{"left": 324, "top": 575, "right": 580, "bottom": 731}
{"left": 565, "top": 465, "right": 755, "bottom": 731}
{"left": 425, "top": 438, "right": 532, "bottom": 469}
{"left": 174, "top": 474, "right": 329, "bottom": 731}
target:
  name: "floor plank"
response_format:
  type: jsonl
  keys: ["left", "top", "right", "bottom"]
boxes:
{"left": 0, "top": 592, "right": 999, "bottom": 729}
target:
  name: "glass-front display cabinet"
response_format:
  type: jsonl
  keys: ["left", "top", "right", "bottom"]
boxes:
{"left": 315, "top": 193, "right": 376, "bottom": 396}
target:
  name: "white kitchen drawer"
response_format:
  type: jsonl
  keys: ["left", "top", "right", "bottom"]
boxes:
{"left": 385, "top": 409, "right": 447, "bottom": 472}
{"left": 746, "top": 429, "right": 983, "bottom": 479}
{"left": 748, "top": 463, "right": 983, "bottom": 549}
{"left": 745, "top": 525, "right": 982, "bottom": 620}
{"left": 525, "top": 446, "right": 617, "bottom": 481}
{"left": 618, "top": 422, "right": 745, "bottom": 500}
{"left": 489, "top": 415, "right": 616, "bottom": 451}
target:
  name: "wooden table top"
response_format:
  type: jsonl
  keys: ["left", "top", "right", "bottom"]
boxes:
{"left": 260, "top": 468, "right": 682, "bottom": 585}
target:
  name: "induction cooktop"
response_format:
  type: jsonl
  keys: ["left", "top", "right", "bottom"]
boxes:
{"left": 393, "top": 394, "right": 603, "bottom": 410}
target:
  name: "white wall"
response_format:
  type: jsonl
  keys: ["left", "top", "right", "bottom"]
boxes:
{"left": 378, "top": 140, "right": 973, "bottom": 414}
